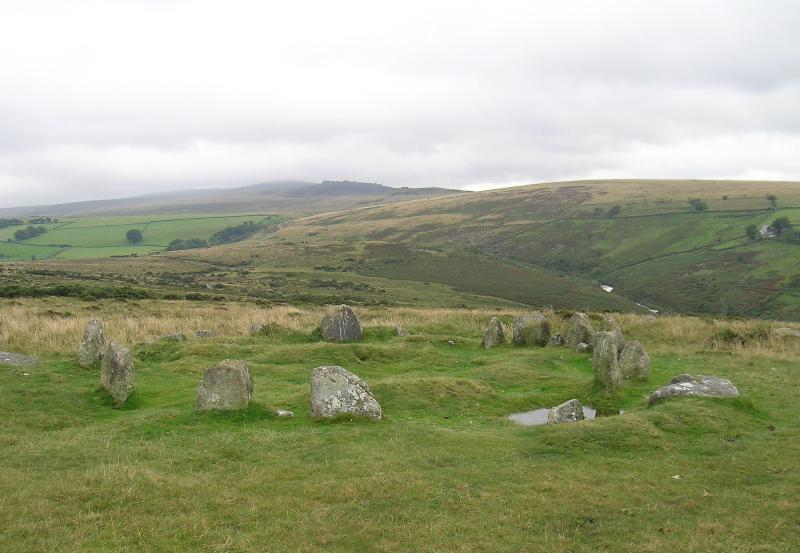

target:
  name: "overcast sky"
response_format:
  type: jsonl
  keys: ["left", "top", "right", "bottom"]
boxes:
{"left": 1, "top": 0, "right": 799, "bottom": 207}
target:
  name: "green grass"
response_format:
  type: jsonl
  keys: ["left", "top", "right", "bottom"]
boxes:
{"left": 1, "top": 320, "right": 797, "bottom": 552}
{"left": 0, "top": 214, "right": 283, "bottom": 261}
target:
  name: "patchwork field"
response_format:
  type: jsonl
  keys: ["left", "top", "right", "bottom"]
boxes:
{"left": 0, "top": 214, "right": 283, "bottom": 261}
{"left": 0, "top": 299, "right": 798, "bottom": 552}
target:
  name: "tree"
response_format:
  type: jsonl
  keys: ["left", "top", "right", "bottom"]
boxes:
{"left": 745, "top": 224, "right": 759, "bottom": 241}
{"left": 126, "top": 229, "right": 143, "bottom": 243}
{"left": 608, "top": 205, "right": 622, "bottom": 218}
{"left": 771, "top": 217, "right": 792, "bottom": 236}
{"left": 688, "top": 198, "right": 708, "bottom": 211}
{"left": 766, "top": 194, "right": 778, "bottom": 208}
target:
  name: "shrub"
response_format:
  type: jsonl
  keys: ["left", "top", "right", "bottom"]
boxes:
{"left": 14, "top": 226, "right": 47, "bottom": 240}
{"left": 688, "top": 198, "right": 708, "bottom": 211}
{"left": 126, "top": 229, "right": 143, "bottom": 243}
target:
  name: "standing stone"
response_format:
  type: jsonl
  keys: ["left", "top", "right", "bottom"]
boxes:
{"left": 512, "top": 313, "right": 551, "bottom": 347}
{"left": 619, "top": 340, "right": 651, "bottom": 380}
{"left": 566, "top": 312, "right": 595, "bottom": 347}
{"left": 547, "top": 399, "right": 585, "bottom": 423}
{"left": 592, "top": 331, "right": 623, "bottom": 391}
{"left": 598, "top": 314, "right": 625, "bottom": 352}
{"left": 100, "top": 340, "right": 134, "bottom": 406}
{"left": 320, "top": 305, "right": 363, "bottom": 341}
{"left": 250, "top": 322, "right": 265, "bottom": 336}
{"left": 310, "top": 365, "right": 382, "bottom": 419}
{"left": 394, "top": 326, "right": 410, "bottom": 337}
{"left": 547, "top": 334, "right": 566, "bottom": 347}
{"left": 196, "top": 359, "right": 253, "bottom": 411}
{"left": 647, "top": 374, "right": 739, "bottom": 406}
{"left": 482, "top": 317, "right": 506, "bottom": 349}
{"left": 77, "top": 319, "right": 105, "bottom": 368}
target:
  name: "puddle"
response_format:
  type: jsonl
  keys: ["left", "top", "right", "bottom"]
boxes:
{"left": 507, "top": 406, "right": 623, "bottom": 426}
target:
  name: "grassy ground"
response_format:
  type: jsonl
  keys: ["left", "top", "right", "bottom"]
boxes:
{"left": 0, "top": 214, "right": 282, "bottom": 261}
{"left": 1, "top": 299, "right": 798, "bottom": 552}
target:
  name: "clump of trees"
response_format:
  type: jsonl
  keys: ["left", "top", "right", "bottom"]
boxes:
{"left": 28, "top": 216, "right": 57, "bottom": 224}
{"left": 126, "top": 229, "right": 143, "bottom": 243}
{"left": 771, "top": 216, "right": 792, "bottom": 236}
{"left": 0, "top": 218, "right": 23, "bottom": 229}
{"left": 746, "top": 216, "right": 794, "bottom": 241}
{"left": 746, "top": 224, "right": 759, "bottom": 241}
{"left": 166, "top": 238, "right": 208, "bottom": 251}
{"left": 14, "top": 226, "right": 47, "bottom": 241}
{"left": 688, "top": 198, "right": 708, "bottom": 211}
{"left": 208, "top": 221, "right": 262, "bottom": 245}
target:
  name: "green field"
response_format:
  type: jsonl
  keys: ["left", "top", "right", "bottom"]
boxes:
{"left": 0, "top": 301, "right": 797, "bottom": 552}
{"left": 0, "top": 214, "right": 283, "bottom": 261}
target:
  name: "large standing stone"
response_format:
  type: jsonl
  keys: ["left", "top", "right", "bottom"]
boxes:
{"left": 482, "top": 317, "right": 506, "bottom": 349}
{"left": 619, "top": 340, "right": 651, "bottom": 381}
{"left": 310, "top": 365, "right": 382, "bottom": 419}
{"left": 566, "top": 312, "right": 595, "bottom": 348}
{"left": 512, "top": 313, "right": 551, "bottom": 347}
{"left": 100, "top": 340, "right": 134, "bottom": 406}
{"left": 77, "top": 319, "right": 105, "bottom": 368}
{"left": 320, "top": 305, "right": 363, "bottom": 341}
{"left": 647, "top": 374, "right": 739, "bottom": 406}
{"left": 547, "top": 399, "right": 585, "bottom": 424}
{"left": 598, "top": 314, "right": 625, "bottom": 352}
{"left": 196, "top": 360, "right": 253, "bottom": 411}
{"left": 592, "top": 331, "right": 623, "bottom": 391}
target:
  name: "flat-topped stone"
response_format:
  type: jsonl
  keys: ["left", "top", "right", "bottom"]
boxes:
{"left": 512, "top": 313, "right": 551, "bottom": 347}
{"left": 0, "top": 352, "right": 37, "bottom": 366}
{"left": 647, "top": 374, "right": 739, "bottom": 406}
{"left": 196, "top": 359, "right": 253, "bottom": 411}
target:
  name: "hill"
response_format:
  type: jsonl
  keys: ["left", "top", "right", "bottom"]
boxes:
{"left": 0, "top": 180, "right": 464, "bottom": 218}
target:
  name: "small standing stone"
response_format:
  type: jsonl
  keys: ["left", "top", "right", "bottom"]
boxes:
{"left": 310, "top": 365, "right": 382, "bottom": 419}
{"left": 547, "top": 334, "right": 566, "bottom": 347}
{"left": 320, "top": 305, "right": 363, "bottom": 341}
{"left": 482, "top": 317, "right": 506, "bottom": 349}
{"left": 196, "top": 360, "right": 253, "bottom": 411}
{"left": 592, "top": 331, "right": 623, "bottom": 391}
{"left": 250, "top": 322, "right": 265, "bottom": 336}
{"left": 576, "top": 342, "right": 592, "bottom": 354}
{"left": 548, "top": 399, "right": 585, "bottom": 424}
{"left": 100, "top": 340, "right": 134, "bottom": 406}
{"left": 619, "top": 340, "right": 651, "bottom": 380}
{"left": 195, "top": 330, "right": 217, "bottom": 338}
{"left": 512, "top": 313, "right": 551, "bottom": 347}
{"left": 394, "top": 326, "right": 410, "bottom": 337}
{"left": 566, "top": 312, "right": 595, "bottom": 347}
{"left": 77, "top": 319, "right": 105, "bottom": 368}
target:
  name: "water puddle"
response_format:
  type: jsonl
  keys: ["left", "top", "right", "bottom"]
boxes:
{"left": 507, "top": 406, "right": 623, "bottom": 426}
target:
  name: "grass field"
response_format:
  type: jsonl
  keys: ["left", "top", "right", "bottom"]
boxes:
{"left": 0, "top": 214, "right": 283, "bottom": 261}
{"left": 0, "top": 299, "right": 798, "bottom": 552}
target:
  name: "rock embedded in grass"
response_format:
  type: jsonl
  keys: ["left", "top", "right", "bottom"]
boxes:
{"left": 0, "top": 352, "right": 37, "bottom": 366}
{"left": 592, "top": 331, "right": 623, "bottom": 391}
{"left": 320, "top": 305, "right": 362, "bottom": 341}
{"left": 195, "top": 330, "right": 217, "bottom": 338}
{"left": 394, "top": 326, "right": 410, "bottom": 337}
{"left": 647, "top": 374, "right": 739, "bottom": 406}
{"left": 482, "top": 317, "right": 506, "bottom": 349}
{"left": 196, "top": 359, "right": 253, "bottom": 411}
{"left": 77, "top": 319, "right": 105, "bottom": 368}
{"left": 566, "top": 312, "right": 595, "bottom": 347}
{"left": 773, "top": 327, "right": 800, "bottom": 339}
{"left": 160, "top": 333, "right": 186, "bottom": 342}
{"left": 512, "top": 313, "right": 551, "bottom": 347}
{"left": 250, "top": 322, "right": 264, "bottom": 336}
{"left": 100, "top": 340, "right": 134, "bottom": 406}
{"left": 619, "top": 340, "right": 650, "bottom": 381}
{"left": 310, "top": 365, "right": 382, "bottom": 419}
{"left": 547, "top": 399, "right": 585, "bottom": 423}
{"left": 547, "top": 334, "right": 566, "bottom": 347}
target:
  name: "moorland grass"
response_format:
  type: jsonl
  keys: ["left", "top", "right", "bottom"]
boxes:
{"left": 0, "top": 299, "right": 798, "bottom": 552}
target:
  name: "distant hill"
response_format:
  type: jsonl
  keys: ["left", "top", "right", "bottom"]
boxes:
{"left": 0, "top": 180, "right": 464, "bottom": 217}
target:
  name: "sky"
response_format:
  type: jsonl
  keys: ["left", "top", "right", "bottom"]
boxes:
{"left": 1, "top": 0, "right": 799, "bottom": 207}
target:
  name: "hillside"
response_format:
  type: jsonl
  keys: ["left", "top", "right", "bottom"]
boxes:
{"left": 0, "top": 180, "right": 464, "bottom": 218}
{"left": 261, "top": 179, "right": 800, "bottom": 319}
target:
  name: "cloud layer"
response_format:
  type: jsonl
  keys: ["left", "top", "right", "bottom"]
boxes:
{"left": 1, "top": 0, "right": 798, "bottom": 206}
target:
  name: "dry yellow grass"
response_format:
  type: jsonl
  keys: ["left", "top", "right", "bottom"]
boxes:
{"left": 2, "top": 298, "right": 799, "bottom": 359}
